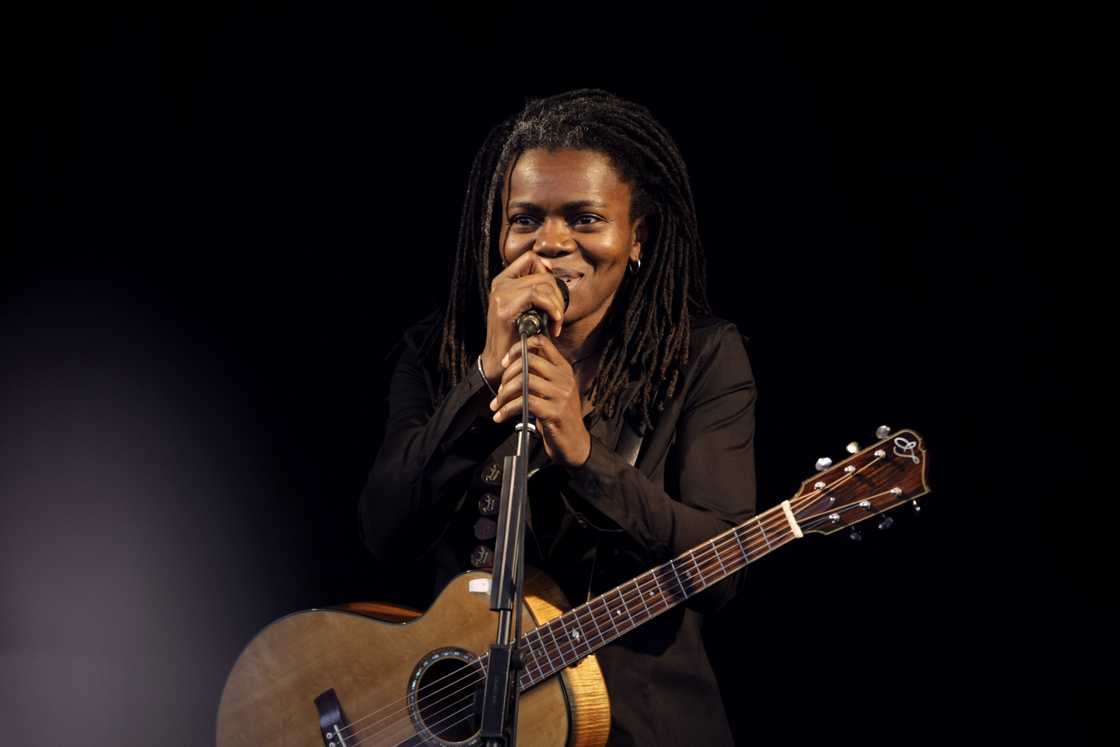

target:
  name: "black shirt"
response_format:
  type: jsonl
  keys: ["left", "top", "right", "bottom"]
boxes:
{"left": 360, "top": 314, "right": 757, "bottom": 746}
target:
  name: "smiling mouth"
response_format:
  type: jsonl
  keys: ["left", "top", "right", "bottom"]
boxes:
{"left": 550, "top": 268, "right": 584, "bottom": 289}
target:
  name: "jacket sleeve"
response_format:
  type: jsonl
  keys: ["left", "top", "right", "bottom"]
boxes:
{"left": 359, "top": 336, "right": 509, "bottom": 569}
{"left": 561, "top": 322, "right": 757, "bottom": 613}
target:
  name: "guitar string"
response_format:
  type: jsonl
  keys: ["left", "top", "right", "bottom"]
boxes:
{"left": 333, "top": 454, "right": 893, "bottom": 741}
{"left": 363, "top": 467, "right": 912, "bottom": 746}
{"left": 374, "top": 488, "right": 901, "bottom": 747}
{"left": 338, "top": 463, "right": 893, "bottom": 747}
{"left": 338, "top": 510, "right": 796, "bottom": 746}
{"left": 359, "top": 526, "right": 796, "bottom": 747}
{"left": 377, "top": 496, "right": 875, "bottom": 747}
{"left": 338, "top": 462, "right": 893, "bottom": 746}
{"left": 337, "top": 460, "right": 898, "bottom": 745}
{"left": 381, "top": 534, "right": 810, "bottom": 746}
{"left": 340, "top": 498, "right": 821, "bottom": 746}
{"left": 361, "top": 522, "right": 801, "bottom": 746}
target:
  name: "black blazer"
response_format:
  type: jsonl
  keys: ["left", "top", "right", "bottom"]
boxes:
{"left": 360, "top": 314, "right": 757, "bottom": 746}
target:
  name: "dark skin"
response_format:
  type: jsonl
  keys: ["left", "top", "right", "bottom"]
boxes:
{"left": 479, "top": 148, "right": 646, "bottom": 468}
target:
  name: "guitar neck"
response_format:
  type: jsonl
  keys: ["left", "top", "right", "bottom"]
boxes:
{"left": 480, "top": 427, "right": 929, "bottom": 694}
{"left": 510, "top": 503, "right": 800, "bottom": 690}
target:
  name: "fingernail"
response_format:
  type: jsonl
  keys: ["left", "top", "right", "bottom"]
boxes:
{"left": 492, "top": 411, "right": 501, "bottom": 422}
{"left": 489, "top": 398, "right": 497, "bottom": 411}
{"left": 501, "top": 354, "right": 508, "bottom": 366}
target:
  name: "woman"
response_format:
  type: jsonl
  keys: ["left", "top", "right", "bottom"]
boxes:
{"left": 361, "top": 89, "right": 757, "bottom": 746}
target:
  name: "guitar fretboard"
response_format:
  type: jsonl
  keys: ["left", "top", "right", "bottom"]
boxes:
{"left": 462, "top": 429, "right": 928, "bottom": 695}
{"left": 506, "top": 503, "right": 799, "bottom": 690}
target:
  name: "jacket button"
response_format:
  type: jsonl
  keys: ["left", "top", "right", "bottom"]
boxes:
{"left": 478, "top": 492, "right": 499, "bottom": 516}
{"left": 481, "top": 461, "right": 502, "bottom": 485}
{"left": 474, "top": 517, "right": 497, "bottom": 541}
{"left": 470, "top": 545, "right": 494, "bottom": 568}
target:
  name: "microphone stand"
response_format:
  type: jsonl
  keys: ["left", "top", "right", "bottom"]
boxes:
{"left": 481, "top": 276, "right": 566, "bottom": 747}
{"left": 480, "top": 321, "right": 537, "bottom": 747}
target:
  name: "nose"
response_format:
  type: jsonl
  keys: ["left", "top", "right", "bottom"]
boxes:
{"left": 534, "top": 217, "right": 575, "bottom": 259}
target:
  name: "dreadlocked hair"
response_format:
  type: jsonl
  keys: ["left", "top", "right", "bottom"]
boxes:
{"left": 435, "top": 88, "right": 711, "bottom": 433}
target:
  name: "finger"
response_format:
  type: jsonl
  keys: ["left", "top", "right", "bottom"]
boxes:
{"left": 492, "top": 367, "right": 565, "bottom": 411}
{"left": 490, "top": 379, "right": 566, "bottom": 418}
{"left": 492, "top": 277, "right": 565, "bottom": 336}
{"left": 493, "top": 393, "right": 556, "bottom": 424}
{"left": 499, "top": 250, "right": 551, "bottom": 280}
{"left": 527, "top": 281, "right": 566, "bottom": 333}
{"left": 495, "top": 374, "right": 564, "bottom": 414}
{"left": 498, "top": 255, "right": 564, "bottom": 300}
{"left": 519, "top": 274, "right": 564, "bottom": 335}
{"left": 502, "top": 334, "right": 566, "bottom": 368}
{"left": 500, "top": 276, "right": 564, "bottom": 327}
{"left": 498, "top": 347, "right": 562, "bottom": 387}
{"left": 527, "top": 332, "right": 565, "bottom": 365}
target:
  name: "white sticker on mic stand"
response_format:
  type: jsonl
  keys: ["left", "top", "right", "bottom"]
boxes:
{"left": 469, "top": 578, "right": 491, "bottom": 594}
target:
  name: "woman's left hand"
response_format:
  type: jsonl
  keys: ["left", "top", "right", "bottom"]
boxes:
{"left": 490, "top": 335, "right": 591, "bottom": 468}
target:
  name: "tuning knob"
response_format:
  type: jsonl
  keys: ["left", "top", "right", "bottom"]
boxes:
{"left": 878, "top": 516, "right": 895, "bottom": 531}
{"left": 876, "top": 425, "right": 892, "bottom": 439}
{"left": 846, "top": 441, "right": 860, "bottom": 454}
{"left": 849, "top": 528, "right": 862, "bottom": 542}
{"left": 912, "top": 499, "right": 922, "bottom": 515}
{"left": 815, "top": 457, "right": 833, "bottom": 471}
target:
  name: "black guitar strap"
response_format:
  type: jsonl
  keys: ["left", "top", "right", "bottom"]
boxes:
{"left": 617, "top": 420, "right": 644, "bottom": 470}
{"left": 582, "top": 420, "right": 644, "bottom": 602}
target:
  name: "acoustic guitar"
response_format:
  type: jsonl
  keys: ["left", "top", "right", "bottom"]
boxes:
{"left": 216, "top": 428, "right": 930, "bottom": 746}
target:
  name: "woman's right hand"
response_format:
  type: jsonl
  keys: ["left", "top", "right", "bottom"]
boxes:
{"left": 478, "top": 251, "right": 568, "bottom": 385}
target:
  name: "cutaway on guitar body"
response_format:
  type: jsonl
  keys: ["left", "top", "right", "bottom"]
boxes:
{"left": 216, "top": 569, "right": 610, "bottom": 747}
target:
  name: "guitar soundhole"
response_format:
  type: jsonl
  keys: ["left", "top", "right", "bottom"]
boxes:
{"left": 408, "top": 648, "right": 484, "bottom": 746}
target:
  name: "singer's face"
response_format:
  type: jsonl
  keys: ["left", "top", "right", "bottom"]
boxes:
{"left": 499, "top": 148, "right": 645, "bottom": 333}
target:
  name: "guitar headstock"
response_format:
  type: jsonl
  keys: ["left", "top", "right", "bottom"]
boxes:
{"left": 790, "top": 427, "right": 931, "bottom": 536}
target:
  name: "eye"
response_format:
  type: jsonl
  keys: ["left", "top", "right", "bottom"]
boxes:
{"left": 509, "top": 214, "right": 538, "bottom": 228}
{"left": 573, "top": 214, "right": 603, "bottom": 226}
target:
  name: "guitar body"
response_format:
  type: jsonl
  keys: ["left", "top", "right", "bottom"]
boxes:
{"left": 216, "top": 569, "right": 610, "bottom": 747}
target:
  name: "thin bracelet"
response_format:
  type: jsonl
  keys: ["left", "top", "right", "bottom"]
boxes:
{"left": 477, "top": 355, "right": 499, "bottom": 397}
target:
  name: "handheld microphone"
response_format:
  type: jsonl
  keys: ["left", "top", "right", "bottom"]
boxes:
{"left": 512, "top": 275, "right": 570, "bottom": 439}
{"left": 516, "top": 275, "right": 570, "bottom": 337}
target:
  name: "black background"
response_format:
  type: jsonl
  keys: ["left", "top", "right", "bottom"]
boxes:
{"left": 4, "top": 2, "right": 1105, "bottom": 745}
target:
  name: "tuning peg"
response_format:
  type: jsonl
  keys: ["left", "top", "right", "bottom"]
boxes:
{"left": 876, "top": 425, "right": 892, "bottom": 439}
{"left": 846, "top": 441, "right": 860, "bottom": 454}
{"left": 911, "top": 499, "right": 921, "bottom": 515}
{"left": 849, "top": 528, "right": 862, "bottom": 542}
{"left": 815, "top": 457, "right": 833, "bottom": 471}
{"left": 878, "top": 516, "right": 895, "bottom": 531}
